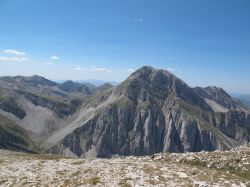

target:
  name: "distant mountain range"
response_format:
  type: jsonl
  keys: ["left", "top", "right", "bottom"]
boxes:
{"left": 232, "top": 94, "right": 250, "bottom": 108}
{"left": 0, "top": 66, "right": 249, "bottom": 157}
{"left": 56, "top": 79, "right": 119, "bottom": 87}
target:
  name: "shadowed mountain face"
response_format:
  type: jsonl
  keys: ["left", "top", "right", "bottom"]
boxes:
{"left": 0, "top": 114, "right": 36, "bottom": 153}
{"left": 0, "top": 66, "right": 249, "bottom": 157}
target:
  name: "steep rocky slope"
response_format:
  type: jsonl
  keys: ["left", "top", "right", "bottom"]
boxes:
{"left": 0, "top": 76, "right": 110, "bottom": 150}
{"left": 48, "top": 66, "right": 250, "bottom": 158}
{"left": 194, "top": 86, "right": 248, "bottom": 112}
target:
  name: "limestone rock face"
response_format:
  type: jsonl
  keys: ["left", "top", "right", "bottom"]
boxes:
{"left": 48, "top": 66, "right": 250, "bottom": 157}
{"left": 194, "top": 86, "right": 248, "bottom": 112}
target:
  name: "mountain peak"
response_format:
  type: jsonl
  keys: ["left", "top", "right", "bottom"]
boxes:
{"left": 129, "top": 66, "right": 175, "bottom": 80}
{"left": 0, "top": 75, "right": 57, "bottom": 87}
{"left": 62, "top": 80, "right": 75, "bottom": 84}
{"left": 57, "top": 80, "right": 94, "bottom": 94}
{"left": 116, "top": 66, "right": 177, "bottom": 99}
{"left": 204, "top": 86, "right": 231, "bottom": 97}
{"left": 115, "top": 66, "right": 210, "bottom": 111}
{"left": 136, "top": 65, "right": 155, "bottom": 72}
{"left": 23, "top": 75, "right": 57, "bottom": 86}
{"left": 98, "top": 83, "right": 113, "bottom": 89}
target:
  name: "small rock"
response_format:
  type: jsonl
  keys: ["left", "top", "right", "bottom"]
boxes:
{"left": 176, "top": 172, "right": 188, "bottom": 178}
{"left": 198, "top": 181, "right": 208, "bottom": 187}
{"left": 223, "top": 181, "right": 230, "bottom": 185}
{"left": 240, "top": 183, "right": 246, "bottom": 187}
{"left": 232, "top": 184, "right": 239, "bottom": 187}
{"left": 191, "top": 168, "right": 199, "bottom": 175}
{"left": 153, "top": 176, "right": 159, "bottom": 180}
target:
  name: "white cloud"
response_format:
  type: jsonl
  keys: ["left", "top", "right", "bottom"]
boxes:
{"left": 127, "top": 68, "right": 136, "bottom": 73}
{"left": 134, "top": 18, "right": 144, "bottom": 23}
{"left": 50, "top": 56, "right": 60, "bottom": 60}
{"left": 75, "top": 65, "right": 112, "bottom": 73}
{"left": 45, "top": 56, "right": 60, "bottom": 65}
{"left": 0, "top": 49, "right": 29, "bottom": 62}
{"left": 2, "top": 49, "right": 26, "bottom": 56}
{"left": 46, "top": 61, "right": 56, "bottom": 65}
{"left": 75, "top": 66, "right": 82, "bottom": 71}
{"left": 0, "top": 56, "right": 29, "bottom": 62}
{"left": 89, "top": 66, "right": 112, "bottom": 72}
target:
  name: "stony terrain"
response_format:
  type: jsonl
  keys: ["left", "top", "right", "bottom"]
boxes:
{"left": 0, "top": 147, "right": 249, "bottom": 187}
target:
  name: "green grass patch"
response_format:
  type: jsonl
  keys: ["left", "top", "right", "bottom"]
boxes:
{"left": 182, "top": 159, "right": 207, "bottom": 167}
{"left": 219, "top": 166, "right": 250, "bottom": 181}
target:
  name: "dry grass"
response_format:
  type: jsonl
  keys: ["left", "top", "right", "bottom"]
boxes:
{"left": 0, "top": 178, "right": 7, "bottom": 185}
{"left": 56, "top": 170, "right": 66, "bottom": 176}
{"left": 30, "top": 154, "right": 65, "bottom": 161}
{"left": 119, "top": 178, "right": 132, "bottom": 187}
{"left": 71, "top": 171, "right": 81, "bottom": 177}
{"left": 71, "top": 160, "right": 85, "bottom": 165}
{"left": 84, "top": 168, "right": 93, "bottom": 173}
{"left": 88, "top": 176, "right": 101, "bottom": 185}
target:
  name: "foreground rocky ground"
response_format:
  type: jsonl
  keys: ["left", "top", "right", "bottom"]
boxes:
{"left": 0, "top": 147, "right": 249, "bottom": 187}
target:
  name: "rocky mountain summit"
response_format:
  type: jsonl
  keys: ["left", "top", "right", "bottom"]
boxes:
{"left": 49, "top": 66, "right": 250, "bottom": 157}
{"left": 0, "top": 146, "right": 249, "bottom": 186}
{"left": 0, "top": 66, "right": 249, "bottom": 158}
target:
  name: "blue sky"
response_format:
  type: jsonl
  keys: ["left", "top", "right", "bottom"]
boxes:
{"left": 0, "top": 0, "right": 249, "bottom": 93}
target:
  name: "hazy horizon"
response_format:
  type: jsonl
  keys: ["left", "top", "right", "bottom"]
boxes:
{"left": 0, "top": 0, "right": 250, "bottom": 94}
